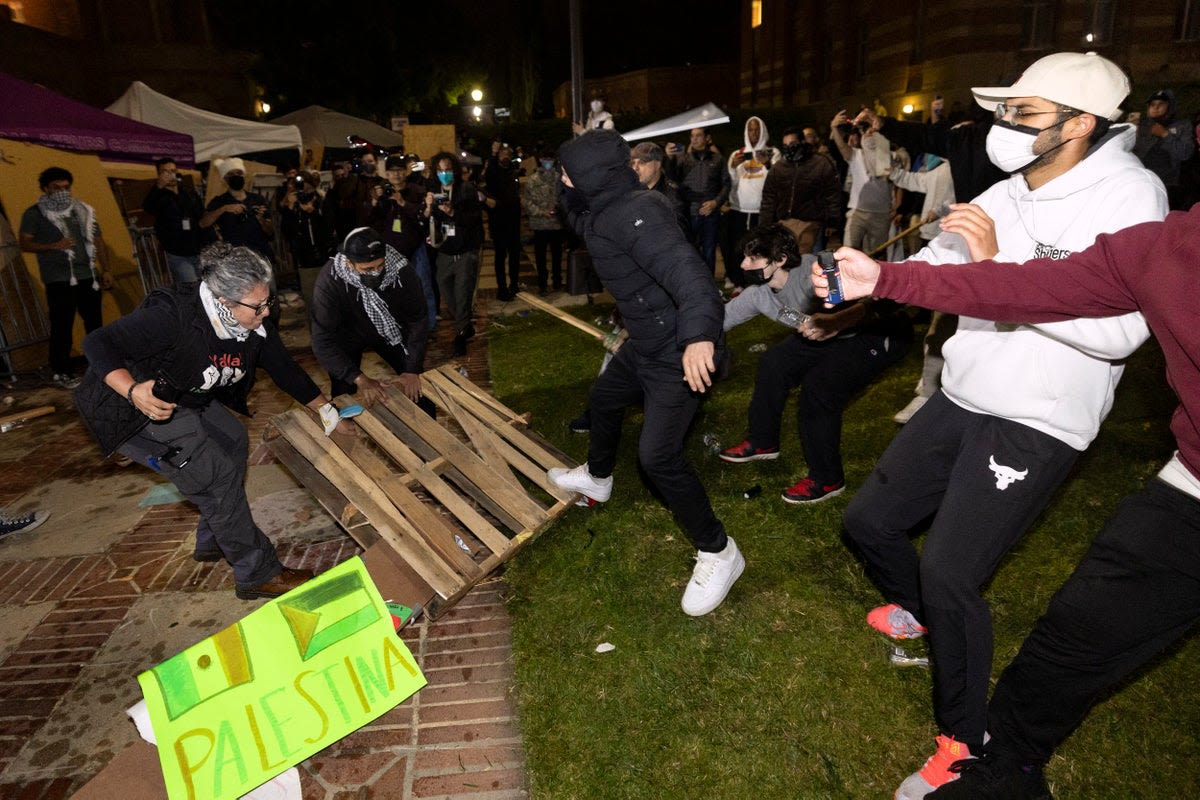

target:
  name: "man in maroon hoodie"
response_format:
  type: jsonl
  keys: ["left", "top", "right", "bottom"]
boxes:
{"left": 814, "top": 206, "right": 1200, "bottom": 799}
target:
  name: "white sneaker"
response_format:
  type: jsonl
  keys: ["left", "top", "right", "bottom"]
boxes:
{"left": 893, "top": 395, "right": 929, "bottom": 424}
{"left": 681, "top": 537, "right": 745, "bottom": 616}
{"left": 548, "top": 464, "right": 613, "bottom": 503}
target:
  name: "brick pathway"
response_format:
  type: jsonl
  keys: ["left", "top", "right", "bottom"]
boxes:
{"left": 0, "top": 277, "right": 529, "bottom": 799}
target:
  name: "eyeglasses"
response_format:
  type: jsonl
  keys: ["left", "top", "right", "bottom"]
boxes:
{"left": 994, "top": 103, "right": 1076, "bottom": 123}
{"left": 227, "top": 294, "right": 275, "bottom": 315}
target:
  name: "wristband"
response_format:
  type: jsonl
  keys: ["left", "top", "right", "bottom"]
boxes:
{"left": 126, "top": 382, "right": 137, "bottom": 405}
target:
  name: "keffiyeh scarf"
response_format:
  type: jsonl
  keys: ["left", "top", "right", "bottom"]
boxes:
{"left": 38, "top": 192, "right": 99, "bottom": 289}
{"left": 332, "top": 248, "right": 409, "bottom": 350}
{"left": 199, "top": 280, "right": 267, "bottom": 342}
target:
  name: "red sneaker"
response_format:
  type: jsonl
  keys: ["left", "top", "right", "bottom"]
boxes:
{"left": 719, "top": 440, "right": 781, "bottom": 463}
{"left": 780, "top": 476, "right": 845, "bottom": 504}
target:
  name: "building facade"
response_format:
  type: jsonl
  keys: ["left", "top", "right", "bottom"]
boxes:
{"left": 740, "top": 0, "right": 1200, "bottom": 122}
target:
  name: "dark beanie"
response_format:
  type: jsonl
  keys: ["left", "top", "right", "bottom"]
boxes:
{"left": 341, "top": 227, "right": 384, "bottom": 261}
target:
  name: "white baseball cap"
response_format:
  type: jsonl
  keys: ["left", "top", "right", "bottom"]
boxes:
{"left": 973, "top": 52, "right": 1130, "bottom": 121}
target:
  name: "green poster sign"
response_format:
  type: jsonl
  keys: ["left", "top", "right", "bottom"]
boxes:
{"left": 138, "top": 557, "right": 426, "bottom": 800}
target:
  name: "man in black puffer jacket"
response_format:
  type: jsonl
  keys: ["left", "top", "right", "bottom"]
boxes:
{"left": 547, "top": 129, "right": 745, "bottom": 617}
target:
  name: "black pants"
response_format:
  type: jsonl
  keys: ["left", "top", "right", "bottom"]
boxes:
{"left": 532, "top": 229, "right": 564, "bottom": 290}
{"left": 46, "top": 280, "right": 103, "bottom": 374}
{"left": 491, "top": 213, "right": 522, "bottom": 293}
{"left": 117, "top": 403, "right": 282, "bottom": 590}
{"left": 586, "top": 345, "right": 727, "bottom": 552}
{"left": 746, "top": 324, "right": 911, "bottom": 486}
{"left": 842, "top": 391, "right": 1080, "bottom": 750}
{"left": 723, "top": 211, "right": 759, "bottom": 287}
{"left": 987, "top": 477, "right": 1200, "bottom": 764}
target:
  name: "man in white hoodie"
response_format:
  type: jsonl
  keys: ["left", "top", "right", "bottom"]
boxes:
{"left": 838, "top": 52, "right": 1167, "bottom": 800}
{"left": 724, "top": 116, "right": 782, "bottom": 288}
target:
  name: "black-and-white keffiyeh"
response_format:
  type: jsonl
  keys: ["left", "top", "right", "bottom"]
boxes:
{"left": 199, "top": 280, "right": 267, "bottom": 342}
{"left": 37, "top": 191, "right": 99, "bottom": 289}
{"left": 332, "top": 247, "right": 409, "bottom": 349}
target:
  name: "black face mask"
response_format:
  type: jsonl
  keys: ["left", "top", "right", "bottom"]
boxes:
{"left": 782, "top": 143, "right": 812, "bottom": 163}
{"left": 225, "top": 175, "right": 246, "bottom": 191}
{"left": 743, "top": 266, "right": 770, "bottom": 286}
{"left": 359, "top": 270, "right": 384, "bottom": 290}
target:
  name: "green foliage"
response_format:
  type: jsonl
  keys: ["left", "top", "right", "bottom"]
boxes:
{"left": 490, "top": 308, "right": 1200, "bottom": 799}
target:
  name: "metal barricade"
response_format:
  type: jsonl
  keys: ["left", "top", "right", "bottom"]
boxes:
{"left": 0, "top": 213, "right": 50, "bottom": 381}
{"left": 129, "top": 226, "right": 173, "bottom": 296}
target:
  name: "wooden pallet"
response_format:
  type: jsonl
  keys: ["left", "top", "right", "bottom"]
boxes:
{"left": 264, "top": 364, "right": 579, "bottom": 618}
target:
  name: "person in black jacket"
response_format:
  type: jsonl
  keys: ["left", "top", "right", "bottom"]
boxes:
{"left": 142, "top": 157, "right": 205, "bottom": 283}
{"left": 427, "top": 151, "right": 485, "bottom": 356}
{"left": 309, "top": 228, "right": 432, "bottom": 414}
{"left": 482, "top": 146, "right": 523, "bottom": 300}
{"left": 74, "top": 243, "right": 351, "bottom": 600}
{"left": 548, "top": 129, "right": 745, "bottom": 618}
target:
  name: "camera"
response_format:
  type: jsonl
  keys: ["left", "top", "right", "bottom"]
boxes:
{"left": 297, "top": 191, "right": 316, "bottom": 205}
{"left": 432, "top": 192, "right": 448, "bottom": 204}
{"left": 380, "top": 183, "right": 396, "bottom": 198}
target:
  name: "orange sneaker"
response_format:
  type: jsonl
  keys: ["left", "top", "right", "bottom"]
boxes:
{"left": 868, "top": 603, "right": 928, "bottom": 639}
{"left": 895, "top": 735, "right": 975, "bottom": 800}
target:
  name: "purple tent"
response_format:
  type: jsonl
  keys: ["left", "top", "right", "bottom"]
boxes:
{"left": 0, "top": 72, "right": 195, "bottom": 167}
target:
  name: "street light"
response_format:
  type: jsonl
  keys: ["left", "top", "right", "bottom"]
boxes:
{"left": 473, "top": 106, "right": 483, "bottom": 119}
{"left": 471, "top": 89, "right": 483, "bottom": 102}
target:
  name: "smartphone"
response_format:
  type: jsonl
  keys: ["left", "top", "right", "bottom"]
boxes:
{"left": 777, "top": 306, "right": 809, "bottom": 328}
{"left": 818, "top": 251, "right": 844, "bottom": 305}
{"left": 151, "top": 371, "right": 181, "bottom": 403}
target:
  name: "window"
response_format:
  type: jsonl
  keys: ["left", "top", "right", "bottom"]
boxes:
{"left": 1083, "top": 0, "right": 1115, "bottom": 46}
{"left": 1179, "top": 0, "right": 1200, "bottom": 40}
{"left": 1022, "top": 0, "right": 1056, "bottom": 49}
{"left": 751, "top": 0, "right": 763, "bottom": 28}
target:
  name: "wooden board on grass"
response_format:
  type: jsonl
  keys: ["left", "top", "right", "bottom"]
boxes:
{"left": 265, "top": 365, "right": 579, "bottom": 618}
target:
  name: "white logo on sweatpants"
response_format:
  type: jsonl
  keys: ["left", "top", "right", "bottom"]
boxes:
{"left": 988, "top": 455, "right": 1028, "bottom": 490}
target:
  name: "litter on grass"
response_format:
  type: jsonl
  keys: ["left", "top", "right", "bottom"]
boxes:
{"left": 595, "top": 642, "right": 616, "bottom": 654}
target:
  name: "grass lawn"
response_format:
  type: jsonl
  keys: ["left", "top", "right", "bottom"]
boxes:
{"left": 489, "top": 304, "right": 1198, "bottom": 800}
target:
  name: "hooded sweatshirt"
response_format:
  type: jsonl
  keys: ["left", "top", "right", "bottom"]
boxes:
{"left": 910, "top": 123, "right": 1167, "bottom": 450}
{"left": 728, "top": 116, "right": 782, "bottom": 214}
{"left": 559, "top": 129, "right": 724, "bottom": 366}
{"left": 876, "top": 204, "right": 1200, "bottom": 493}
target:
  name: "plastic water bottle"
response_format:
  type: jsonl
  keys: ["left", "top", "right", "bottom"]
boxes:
{"left": 748, "top": 343, "right": 767, "bottom": 353}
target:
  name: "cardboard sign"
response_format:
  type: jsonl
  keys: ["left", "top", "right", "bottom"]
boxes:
{"left": 137, "top": 558, "right": 425, "bottom": 800}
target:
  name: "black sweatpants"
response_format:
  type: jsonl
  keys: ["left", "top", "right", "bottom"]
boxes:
{"left": 987, "top": 477, "right": 1200, "bottom": 764}
{"left": 746, "top": 322, "right": 911, "bottom": 486}
{"left": 842, "top": 391, "right": 1079, "bottom": 750}
{"left": 586, "top": 344, "right": 727, "bottom": 553}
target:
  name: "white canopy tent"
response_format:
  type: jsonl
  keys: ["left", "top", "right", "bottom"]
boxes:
{"left": 107, "top": 81, "right": 302, "bottom": 163}
{"left": 270, "top": 105, "right": 404, "bottom": 157}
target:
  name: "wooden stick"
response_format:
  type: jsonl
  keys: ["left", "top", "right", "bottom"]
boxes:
{"left": 867, "top": 219, "right": 926, "bottom": 257}
{"left": 0, "top": 405, "right": 54, "bottom": 428}
{"left": 515, "top": 292, "right": 628, "bottom": 352}
{"left": 515, "top": 291, "right": 606, "bottom": 340}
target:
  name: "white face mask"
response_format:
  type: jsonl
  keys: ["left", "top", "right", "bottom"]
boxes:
{"left": 985, "top": 122, "right": 1042, "bottom": 173}
{"left": 590, "top": 100, "right": 603, "bottom": 113}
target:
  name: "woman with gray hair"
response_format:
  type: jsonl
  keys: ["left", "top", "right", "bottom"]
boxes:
{"left": 74, "top": 243, "right": 351, "bottom": 600}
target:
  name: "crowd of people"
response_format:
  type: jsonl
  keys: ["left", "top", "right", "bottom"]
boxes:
{"left": 11, "top": 50, "right": 1199, "bottom": 800}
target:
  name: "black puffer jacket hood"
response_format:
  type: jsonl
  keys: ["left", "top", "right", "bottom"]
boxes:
{"left": 559, "top": 129, "right": 640, "bottom": 212}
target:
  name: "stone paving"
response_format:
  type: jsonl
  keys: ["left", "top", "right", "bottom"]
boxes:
{"left": 0, "top": 253, "right": 578, "bottom": 799}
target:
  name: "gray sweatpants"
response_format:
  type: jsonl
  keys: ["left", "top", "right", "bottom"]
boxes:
{"left": 118, "top": 402, "right": 283, "bottom": 590}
